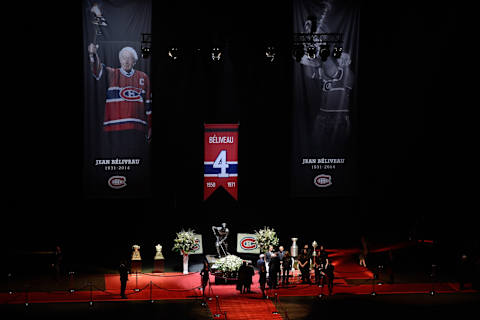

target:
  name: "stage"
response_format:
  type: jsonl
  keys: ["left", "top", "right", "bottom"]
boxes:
{"left": 2, "top": 244, "right": 478, "bottom": 319}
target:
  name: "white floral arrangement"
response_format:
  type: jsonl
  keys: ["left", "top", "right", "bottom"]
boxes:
{"left": 254, "top": 226, "right": 279, "bottom": 253}
{"left": 172, "top": 229, "right": 197, "bottom": 255}
{"left": 213, "top": 254, "right": 244, "bottom": 273}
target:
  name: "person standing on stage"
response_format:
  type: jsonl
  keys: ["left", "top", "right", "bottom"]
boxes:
{"left": 119, "top": 260, "right": 129, "bottom": 299}
{"left": 318, "top": 245, "right": 330, "bottom": 287}
{"left": 359, "top": 235, "right": 368, "bottom": 267}
{"left": 298, "top": 248, "right": 311, "bottom": 284}
{"left": 257, "top": 254, "right": 267, "bottom": 298}
{"left": 244, "top": 261, "right": 255, "bottom": 293}
{"left": 323, "top": 258, "right": 335, "bottom": 295}
{"left": 277, "top": 246, "right": 285, "bottom": 284}
{"left": 265, "top": 245, "right": 274, "bottom": 277}
{"left": 303, "top": 243, "right": 312, "bottom": 260}
{"left": 312, "top": 249, "right": 322, "bottom": 285}
{"left": 281, "top": 250, "right": 293, "bottom": 285}
{"left": 200, "top": 260, "right": 210, "bottom": 297}
{"left": 268, "top": 252, "right": 280, "bottom": 289}
{"left": 52, "top": 245, "right": 64, "bottom": 281}
{"left": 237, "top": 261, "right": 248, "bottom": 293}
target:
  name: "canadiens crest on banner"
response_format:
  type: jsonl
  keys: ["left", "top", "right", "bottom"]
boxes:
{"left": 204, "top": 124, "right": 239, "bottom": 200}
{"left": 236, "top": 233, "right": 260, "bottom": 254}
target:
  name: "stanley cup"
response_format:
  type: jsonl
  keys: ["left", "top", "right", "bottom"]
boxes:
{"left": 291, "top": 238, "right": 298, "bottom": 258}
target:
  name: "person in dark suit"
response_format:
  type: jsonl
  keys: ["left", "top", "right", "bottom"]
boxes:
{"left": 119, "top": 260, "right": 129, "bottom": 299}
{"left": 237, "top": 261, "right": 248, "bottom": 293}
{"left": 281, "top": 250, "right": 292, "bottom": 285}
{"left": 318, "top": 245, "right": 329, "bottom": 286}
{"left": 268, "top": 252, "right": 280, "bottom": 289}
{"left": 298, "top": 248, "right": 311, "bottom": 284}
{"left": 52, "top": 245, "right": 63, "bottom": 281}
{"left": 323, "top": 259, "right": 335, "bottom": 295}
{"left": 312, "top": 250, "right": 322, "bottom": 285}
{"left": 257, "top": 254, "right": 267, "bottom": 298}
{"left": 277, "top": 246, "right": 285, "bottom": 284}
{"left": 244, "top": 261, "right": 255, "bottom": 293}
{"left": 200, "top": 261, "right": 211, "bottom": 297}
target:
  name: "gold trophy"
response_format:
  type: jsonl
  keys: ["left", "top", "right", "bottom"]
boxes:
{"left": 132, "top": 245, "right": 142, "bottom": 260}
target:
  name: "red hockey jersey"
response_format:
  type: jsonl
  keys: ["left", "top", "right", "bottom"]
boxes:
{"left": 93, "top": 62, "right": 152, "bottom": 133}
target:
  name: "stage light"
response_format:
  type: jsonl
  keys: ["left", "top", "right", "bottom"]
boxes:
{"left": 168, "top": 47, "right": 180, "bottom": 60}
{"left": 141, "top": 33, "right": 152, "bottom": 59}
{"left": 319, "top": 44, "right": 330, "bottom": 61}
{"left": 306, "top": 45, "right": 317, "bottom": 59}
{"left": 332, "top": 46, "right": 343, "bottom": 58}
{"left": 211, "top": 47, "right": 222, "bottom": 61}
{"left": 293, "top": 45, "right": 305, "bottom": 62}
{"left": 141, "top": 45, "right": 151, "bottom": 59}
{"left": 265, "top": 46, "right": 276, "bottom": 62}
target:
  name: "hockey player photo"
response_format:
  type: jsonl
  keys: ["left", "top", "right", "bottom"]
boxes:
{"left": 83, "top": 0, "right": 153, "bottom": 197}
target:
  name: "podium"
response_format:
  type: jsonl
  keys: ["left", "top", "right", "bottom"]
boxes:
{"left": 131, "top": 260, "right": 142, "bottom": 273}
{"left": 153, "top": 260, "right": 164, "bottom": 273}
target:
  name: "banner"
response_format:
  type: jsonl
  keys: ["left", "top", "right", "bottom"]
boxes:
{"left": 292, "top": 0, "right": 359, "bottom": 196}
{"left": 190, "top": 234, "right": 203, "bottom": 255}
{"left": 236, "top": 233, "right": 260, "bottom": 254}
{"left": 204, "top": 124, "right": 239, "bottom": 200}
{"left": 82, "top": 0, "right": 152, "bottom": 197}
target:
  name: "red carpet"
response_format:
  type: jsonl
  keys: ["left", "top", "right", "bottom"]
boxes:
{"left": 207, "top": 295, "right": 282, "bottom": 320}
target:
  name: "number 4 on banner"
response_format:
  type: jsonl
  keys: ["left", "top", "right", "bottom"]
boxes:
{"left": 213, "top": 150, "right": 229, "bottom": 177}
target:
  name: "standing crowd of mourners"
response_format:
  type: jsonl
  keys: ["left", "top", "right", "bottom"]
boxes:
{"left": 250, "top": 242, "right": 335, "bottom": 298}
{"left": 195, "top": 242, "right": 335, "bottom": 300}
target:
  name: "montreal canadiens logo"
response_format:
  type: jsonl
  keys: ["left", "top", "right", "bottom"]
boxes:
{"left": 240, "top": 237, "right": 257, "bottom": 250}
{"left": 108, "top": 176, "right": 127, "bottom": 189}
{"left": 314, "top": 174, "right": 332, "bottom": 188}
{"left": 192, "top": 238, "right": 200, "bottom": 251}
{"left": 120, "top": 87, "right": 142, "bottom": 101}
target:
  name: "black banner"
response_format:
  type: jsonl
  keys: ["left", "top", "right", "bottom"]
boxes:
{"left": 291, "top": 0, "right": 359, "bottom": 196}
{"left": 82, "top": 0, "right": 152, "bottom": 197}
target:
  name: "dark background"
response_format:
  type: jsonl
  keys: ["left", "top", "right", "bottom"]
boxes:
{"left": 3, "top": 1, "right": 475, "bottom": 274}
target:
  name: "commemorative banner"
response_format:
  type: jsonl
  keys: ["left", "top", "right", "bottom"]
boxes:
{"left": 236, "top": 233, "right": 260, "bottom": 254}
{"left": 291, "top": 0, "right": 359, "bottom": 196}
{"left": 82, "top": 0, "right": 152, "bottom": 197}
{"left": 204, "top": 124, "right": 239, "bottom": 200}
{"left": 190, "top": 234, "right": 203, "bottom": 255}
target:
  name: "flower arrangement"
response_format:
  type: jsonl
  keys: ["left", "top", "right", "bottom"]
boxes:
{"left": 213, "top": 254, "right": 244, "bottom": 273}
{"left": 172, "top": 229, "right": 197, "bottom": 255}
{"left": 254, "top": 226, "right": 279, "bottom": 253}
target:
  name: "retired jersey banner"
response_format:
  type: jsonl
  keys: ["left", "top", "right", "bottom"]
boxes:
{"left": 292, "top": 0, "right": 359, "bottom": 196}
{"left": 82, "top": 0, "right": 152, "bottom": 197}
{"left": 204, "top": 124, "right": 239, "bottom": 200}
{"left": 237, "top": 233, "right": 260, "bottom": 254}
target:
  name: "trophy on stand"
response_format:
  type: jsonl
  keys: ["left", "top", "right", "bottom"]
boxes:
{"left": 154, "top": 244, "right": 165, "bottom": 273}
{"left": 131, "top": 245, "right": 142, "bottom": 273}
{"left": 291, "top": 238, "right": 299, "bottom": 272}
{"left": 291, "top": 238, "right": 298, "bottom": 258}
{"left": 312, "top": 241, "right": 318, "bottom": 256}
{"left": 154, "top": 244, "right": 164, "bottom": 260}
